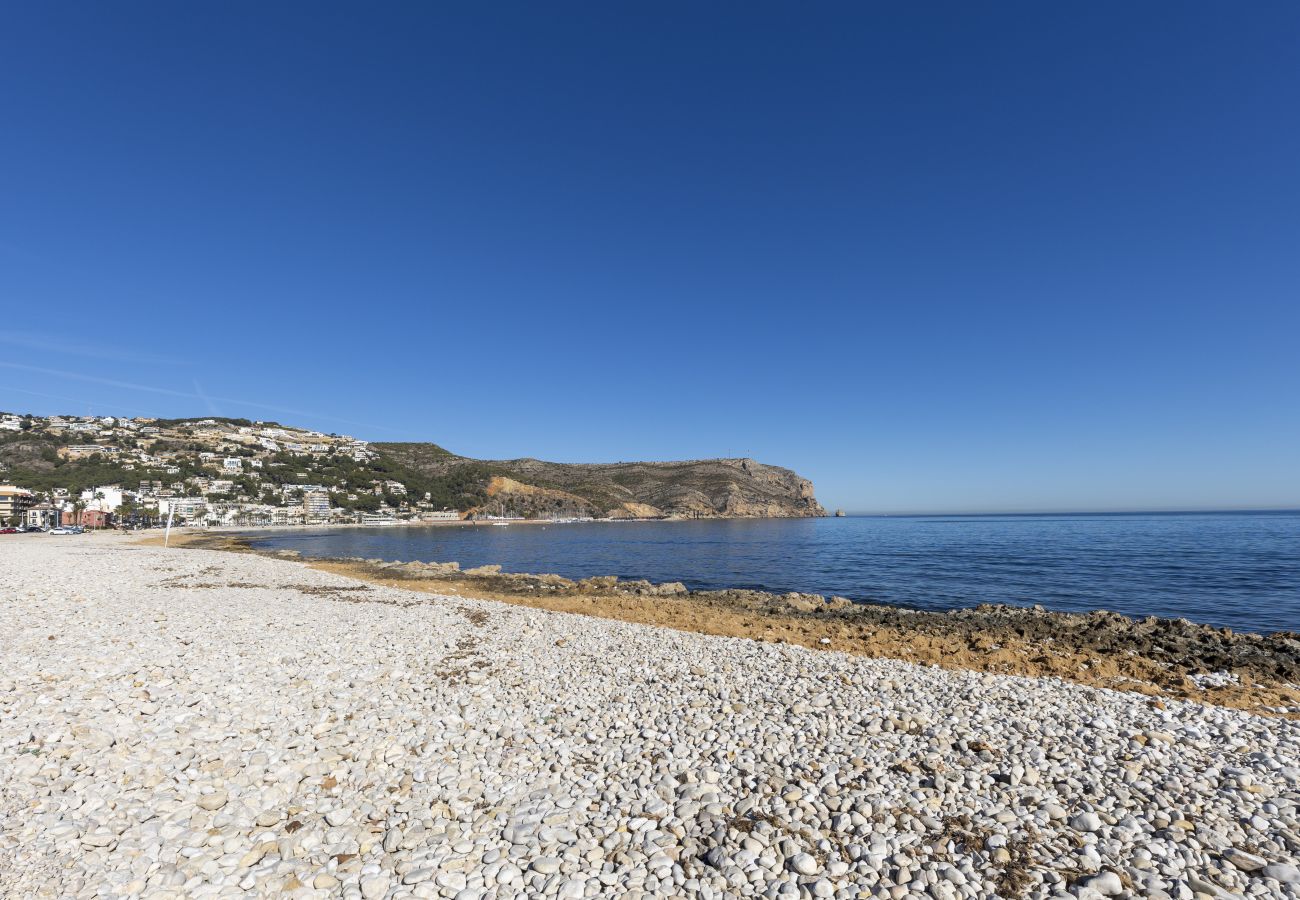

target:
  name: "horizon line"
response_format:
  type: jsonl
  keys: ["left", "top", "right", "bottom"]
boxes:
{"left": 838, "top": 506, "right": 1300, "bottom": 518}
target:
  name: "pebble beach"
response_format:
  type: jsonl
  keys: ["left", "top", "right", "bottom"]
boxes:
{"left": 1, "top": 536, "right": 1298, "bottom": 899}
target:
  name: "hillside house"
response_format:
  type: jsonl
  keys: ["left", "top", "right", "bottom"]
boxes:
{"left": 59, "top": 446, "right": 121, "bottom": 460}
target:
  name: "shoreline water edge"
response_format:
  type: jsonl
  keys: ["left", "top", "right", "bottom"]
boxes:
{"left": 226, "top": 513, "right": 1300, "bottom": 635}
{"left": 154, "top": 528, "right": 1300, "bottom": 717}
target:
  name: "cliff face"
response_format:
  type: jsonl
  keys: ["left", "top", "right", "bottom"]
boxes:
{"left": 374, "top": 445, "right": 826, "bottom": 520}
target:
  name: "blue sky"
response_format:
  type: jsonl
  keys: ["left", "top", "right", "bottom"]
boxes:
{"left": 2, "top": 3, "right": 1298, "bottom": 514}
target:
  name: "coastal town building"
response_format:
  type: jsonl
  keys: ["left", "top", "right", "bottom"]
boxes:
{"left": 80, "top": 486, "right": 127, "bottom": 512}
{"left": 158, "top": 497, "right": 207, "bottom": 522}
{"left": 270, "top": 506, "right": 303, "bottom": 526}
{"left": 302, "top": 489, "right": 331, "bottom": 523}
{"left": 25, "top": 503, "right": 61, "bottom": 530}
{"left": 63, "top": 509, "right": 112, "bottom": 529}
{"left": 0, "top": 485, "right": 35, "bottom": 524}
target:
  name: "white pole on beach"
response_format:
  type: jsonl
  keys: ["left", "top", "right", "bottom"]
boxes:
{"left": 164, "top": 504, "right": 175, "bottom": 548}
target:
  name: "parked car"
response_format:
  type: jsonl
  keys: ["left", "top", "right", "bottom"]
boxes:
{"left": 48, "top": 527, "right": 75, "bottom": 535}
{"left": 0, "top": 527, "right": 19, "bottom": 534}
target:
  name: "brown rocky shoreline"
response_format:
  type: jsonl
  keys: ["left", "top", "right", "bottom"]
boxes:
{"left": 153, "top": 530, "right": 1300, "bottom": 717}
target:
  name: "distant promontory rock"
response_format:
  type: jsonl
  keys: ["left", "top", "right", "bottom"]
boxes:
{"left": 376, "top": 444, "right": 826, "bottom": 520}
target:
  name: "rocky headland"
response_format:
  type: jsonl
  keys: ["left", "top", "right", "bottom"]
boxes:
{"left": 374, "top": 445, "right": 827, "bottom": 519}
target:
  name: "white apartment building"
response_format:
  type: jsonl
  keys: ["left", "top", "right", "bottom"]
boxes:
{"left": 302, "top": 490, "right": 331, "bottom": 523}
{"left": 158, "top": 497, "right": 207, "bottom": 521}
{"left": 25, "top": 503, "right": 61, "bottom": 530}
{"left": 271, "top": 506, "right": 304, "bottom": 526}
{"left": 361, "top": 512, "right": 399, "bottom": 526}
{"left": 79, "top": 486, "right": 127, "bottom": 512}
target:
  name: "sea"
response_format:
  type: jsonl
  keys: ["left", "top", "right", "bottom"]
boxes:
{"left": 246, "top": 511, "right": 1300, "bottom": 634}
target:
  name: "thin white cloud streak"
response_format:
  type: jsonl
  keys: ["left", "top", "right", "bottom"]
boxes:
{"left": 0, "top": 361, "right": 401, "bottom": 435}
{"left": 0, "top": 330, "right": 187, "bottom": 366}
{"left": 0, "top": 362, "right": 195, "bottom": 398}
{"left": 193, "top": 379, "right": 221, "bottom": 416}
{"left": 0, "top": 385, "right": 157, "bottom": 417}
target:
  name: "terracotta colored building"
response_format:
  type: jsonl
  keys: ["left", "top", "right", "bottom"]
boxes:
{"left": 62, "top": 509, "right": 113, "bottom": 528}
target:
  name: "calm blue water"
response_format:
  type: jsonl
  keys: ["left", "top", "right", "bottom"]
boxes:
{"left": 247, "top": 512, "right": 1300, "bottom": 634}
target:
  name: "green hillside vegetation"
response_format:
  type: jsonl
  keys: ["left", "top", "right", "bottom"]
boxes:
{"left": 0, "top": 430, "right": 497, "bottom": 511}
{"left": 0, "top": 431, "right": 203, "bottom": 496}
{"left": 374, "top": 443, "right": 826, "bottom": 519}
